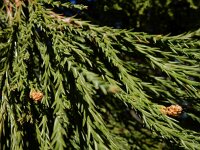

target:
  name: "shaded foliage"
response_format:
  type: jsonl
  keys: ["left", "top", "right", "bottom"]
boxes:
{"left": 76, "top": 0, "right": 200, "bottom": 34}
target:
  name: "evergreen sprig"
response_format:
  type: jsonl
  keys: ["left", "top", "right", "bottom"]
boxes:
{"left": 0, "top": 1, "right": 200, "bottom": 149}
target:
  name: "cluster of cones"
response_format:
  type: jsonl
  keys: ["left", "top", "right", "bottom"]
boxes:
{"left": 160, "top": 105, "right": 182, "bottom": 117}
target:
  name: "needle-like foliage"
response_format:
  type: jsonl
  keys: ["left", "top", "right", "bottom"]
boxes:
{"left": 0, "top": 0, "right": 200, "bottom": 150}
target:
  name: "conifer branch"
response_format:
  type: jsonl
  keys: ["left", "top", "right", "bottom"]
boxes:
{"left": 0, "top": 1, "right": 200, "bottom": 149}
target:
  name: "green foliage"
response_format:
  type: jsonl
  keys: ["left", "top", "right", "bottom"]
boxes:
{"left": 0, "top": 0, "right": 200, "bottom": 150}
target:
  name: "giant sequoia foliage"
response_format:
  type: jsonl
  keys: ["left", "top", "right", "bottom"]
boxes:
{"left": 0, "top": 0, "right": 200, "bottom": 150}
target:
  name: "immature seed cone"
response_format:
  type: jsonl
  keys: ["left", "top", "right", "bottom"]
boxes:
{"left": 29, "top": 90, "right": 43, "bottom": 101}
{"left": 160, "top": 105, "right": 182, "bottom": 117}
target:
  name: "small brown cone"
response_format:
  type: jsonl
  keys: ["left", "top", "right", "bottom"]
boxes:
{"left": 29, "top": 90, "right": 43, "bottom": 101}
{"left": 160, "top": 105, "right": 182, "bottom": 117}
{"left": 166, "top": 105, "right": 182, "bottom": 117}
